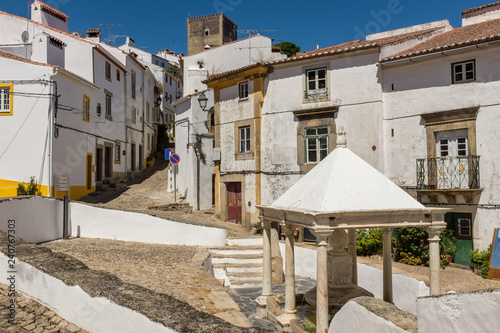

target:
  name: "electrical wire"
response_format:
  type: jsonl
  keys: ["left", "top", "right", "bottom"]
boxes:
{"left": 54, "top": 123, "right": 128, "bottom": 143}
{"left": 0, "top": 85, "right": 47, "bottom": 161}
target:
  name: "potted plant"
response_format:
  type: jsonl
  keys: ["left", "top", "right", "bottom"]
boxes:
{"left": 251, "top": 221, "right": 263, "bottom": 235}
{"left": 440, "top": 229, "right": 457, "bottom": 265}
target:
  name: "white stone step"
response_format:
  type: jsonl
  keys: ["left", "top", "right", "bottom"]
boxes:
{"left": 212, "top": 262, "right": 262, "bottom": 269}
{"left": 226, "top": 237, "right": 263, "bottom": 246}
{"left": 211, "top": 253, "right": 263, "bottom": 260}
{"left": 230, "top": 280, "right": 263, "bottom": 289}
{"left": 211, "top": 257, "right": 262, "bottom": 264}
{"left": 228, "top": 270, "right": 262, "bottom": 278}
{"left": 226, "top": 266, "right": 262, "bottom": 274}
{"left": 209, "top": 249, "right": 263, "bottom": 255}
{"left": 209, "top": 245, "right": 263, "bottom": 251}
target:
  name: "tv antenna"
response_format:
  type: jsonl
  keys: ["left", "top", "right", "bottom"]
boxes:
{"left": 99, "top": 24, "right": 123, "bottom": 44}
{"left": 237, "top": 29, "right": 277, "bottom": 38}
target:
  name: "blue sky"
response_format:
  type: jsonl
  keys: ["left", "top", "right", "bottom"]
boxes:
{"left": 0, "top": 0, "right": 493, "bottom": 55}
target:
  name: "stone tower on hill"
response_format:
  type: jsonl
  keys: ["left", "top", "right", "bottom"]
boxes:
{"left": 187, "top": 13, "right": 237, "bottom": 55}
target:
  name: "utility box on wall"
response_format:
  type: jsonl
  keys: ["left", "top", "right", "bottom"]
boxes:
{"left": 213, "top": 148, "right": 221, "bottom": 161}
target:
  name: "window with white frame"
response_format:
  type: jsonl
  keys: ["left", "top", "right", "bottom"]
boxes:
{"left": 146, "top": 102, "right": 150, "bottom": 122}
{"left": 105, "top": 61, "right": 111, "bottom": 81}
{"left": 305, "top": 126, "right": 328, "bottom": 163}
{"left": 0, "top": 84, "right": 13, "bottom": 115}
{"left": 239, "top": 126, "right": 251, "bottom": 153}
{"left": 305, "top": 68, "right": 327, "bottom": 99}
{"left": 239, "top": 81, "right": 248, "bottom": 100}
{"left": 452, "top": 60, "right": 475, "bottom": 84}
{"left": 83, "top": 95, "right": 90, "bottom": 122}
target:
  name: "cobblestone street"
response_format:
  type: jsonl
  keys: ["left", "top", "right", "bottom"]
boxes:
{"left": 0, "top": 284, "right": 87, "bottom": 333}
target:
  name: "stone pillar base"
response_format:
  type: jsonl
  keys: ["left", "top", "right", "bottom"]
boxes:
{"left": 277, "top": 313, "right": 299, "bottom": 327}
{"left": 255, "top": 296, "right": 268, "bottom": 319}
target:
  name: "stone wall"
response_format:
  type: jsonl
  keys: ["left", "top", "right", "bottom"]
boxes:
{"left": 187, "top": 14, "right": 237, "bottom": 55}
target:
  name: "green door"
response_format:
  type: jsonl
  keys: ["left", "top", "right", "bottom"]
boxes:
{"left": 445, "top": 213, "right": 473, "bottom": 266}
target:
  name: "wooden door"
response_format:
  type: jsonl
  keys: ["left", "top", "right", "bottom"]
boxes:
{"left": 131, "top": 143, "right": 136, "bottom": 171}
{"left": 104, "top": 146, "right": 112, "bottom": 178}
{"left": 86, "top": 153, "right": 92, "bottom": 190}
{"left": 227, "top": 182, "right": 242, "bottom": 224}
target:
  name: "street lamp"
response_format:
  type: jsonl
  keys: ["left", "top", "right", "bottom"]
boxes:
{"left": 197, "top": 92, "right": 208, "bottom": 111}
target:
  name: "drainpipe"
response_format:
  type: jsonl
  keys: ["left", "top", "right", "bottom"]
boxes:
{"left": 142, "top": 72, "right": 145, "bottom": 169}
{"left": 47, "top": 75, "right": 58, "bottom": 197}
{"left": 124, "top": 71, "right": 128, "bottom": 177}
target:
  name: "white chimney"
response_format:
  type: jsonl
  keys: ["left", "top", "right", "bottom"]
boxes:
{"left": 126, "top": 36, "right": 135, "bottom": 47}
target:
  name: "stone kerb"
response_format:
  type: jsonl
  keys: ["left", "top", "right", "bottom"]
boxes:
{"left": 70, "top": 202, "right": 227, "bottom": 247}
{"left": 416, "top": 288, "right": 500, "bottom": 333}
{"left": 0, "top": 231, "right": 270, "bottom": 333}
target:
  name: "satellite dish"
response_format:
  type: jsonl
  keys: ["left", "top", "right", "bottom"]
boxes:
{"left": 21, "top": 31, "right": 30, "bottom": 43}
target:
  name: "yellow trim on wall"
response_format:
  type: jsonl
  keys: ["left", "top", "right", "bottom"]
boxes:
{"left": 0, "top": 178, "right": 95, "bottom": 200}
{"left": 83, "top": 94, "right": 90, "bottom": 122}
{"left": 0, "top": 83, "right": 14, "bottom": 116}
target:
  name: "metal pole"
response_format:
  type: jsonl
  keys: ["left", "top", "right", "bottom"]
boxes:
{"left": 63, "top": 195, "right": 69, "bottom": 239}
{"left": 174, "top": 164, "right": 177, "bottom": 203}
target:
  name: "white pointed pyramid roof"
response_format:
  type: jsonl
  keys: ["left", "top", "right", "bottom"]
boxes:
{"left": 270, "top": 129, "right": 425, "bottom": 214}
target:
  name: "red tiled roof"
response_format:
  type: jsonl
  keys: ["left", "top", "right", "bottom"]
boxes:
{"left": 381, "top": 18, "right": 500, "bottom": 62}
{"left": 87, "top": 29, "right": 101, "bottom": 34}
{"left": 0, "top": 50, "right": 54, "bottom": 67}
{"left": 463, "top": 1, "right": 500, "bottom": 15}
{"left": 42, "top": 32, "right": 67, "bottom": 46}
{"left": 33, "top": 0, "right": 69, "bottom": 20}
{"left": 203, "top": 63, "right": 266, "bottom": 83}
{"left": 0, "top": 10, "right": 97, "bottom": 46}
{"left": 268, "top": 27, "right": 443, "bottom": 66}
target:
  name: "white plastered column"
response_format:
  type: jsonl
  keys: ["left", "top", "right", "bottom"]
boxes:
{"left": 256, "top": 218, "right": 273, "bottom": 318}
{"left": 348, "top": 228, "right": 358, "bottom": 285}
{"left": 382, "top": 228, "right": 393, "bottom": 303}
{"left": 427, "top": 225, "right": 446, "bottom": 295}
{"left": 277, "top": 223, "right": 299, "bottom": 326}
{"left": 312, "top": 228, "right": 334, "bottom": 333}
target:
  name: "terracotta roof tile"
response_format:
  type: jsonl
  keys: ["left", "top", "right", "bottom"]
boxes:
{"left": 87, "top": 29, "right": 101, "bottom": 34}
{"left": 33, "top": 0, "right": 69, "bottom": 20}
{"left": 203, "top": 63, "right": 265, "bottom": 83}
{"left": 42, "top": 32, "right": 67, "bottom": 46}
{"left": 463, "top": 1, "right": 500, "bottom": 15}
{"left": 381, "top": 18, "right": 500, "bottom": 62}
{"left": 0, "top": 50, "right": 54, "bottom": 67}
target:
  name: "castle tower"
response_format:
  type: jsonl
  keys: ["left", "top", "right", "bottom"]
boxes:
{"left": 187, "top": 13, "right": 237, "bottom": 55}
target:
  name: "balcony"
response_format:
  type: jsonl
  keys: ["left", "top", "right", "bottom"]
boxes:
{"left": 416, "top": 155, "right": 482, "bottom": 203}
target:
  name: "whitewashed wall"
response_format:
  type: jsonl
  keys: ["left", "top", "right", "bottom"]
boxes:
{"left": 382, "top": 45, "right": 500, "bottom": 250}
{"left": 0, "top": 197, "right": 63, "bottom": 243}
{"left": 70, "top": 203, "right": 226, "bottom": 246}
{"left": 417, "top": 289, "right": 500, "bottom": 333}
{"left": 0, "top": 253, "right": 177, "bottom": 333}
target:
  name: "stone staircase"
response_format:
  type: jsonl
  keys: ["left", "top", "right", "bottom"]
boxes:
{"left": 95, "top": 179, "right": 127, "bottom": 192}
{"left": 209, "top": 237, "right": 264, "bottom": 289}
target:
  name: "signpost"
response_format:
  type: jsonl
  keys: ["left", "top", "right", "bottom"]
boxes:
{"left": 169, "top": 154, "right": 180, "bottom": 202}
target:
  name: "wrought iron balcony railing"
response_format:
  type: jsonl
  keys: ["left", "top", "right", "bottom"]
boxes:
{"left": 416, "top": 155, "right": 480, "bottom": 190}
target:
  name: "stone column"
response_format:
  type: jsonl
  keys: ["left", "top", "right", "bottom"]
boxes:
{"left": 256, "top": 218, "right": 273, "bottom": 318}
{"left": 313, "top": 229, "right": 333, "bottom": 333}
{"left": 277, "top": 224, "right": 299, "bottom": 326}
{"left": 383, "top": 228, "right": 393, "bottom": 303}
{"left": 348, "top": 229, "right": 358, "bottom": 285}
{"left": 427, "top": 225, "right": 445, "bottom": 295}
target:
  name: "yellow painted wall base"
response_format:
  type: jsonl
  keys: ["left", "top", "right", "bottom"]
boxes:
{"left": 0, "top": 179, "right": 94, "bottom": 201}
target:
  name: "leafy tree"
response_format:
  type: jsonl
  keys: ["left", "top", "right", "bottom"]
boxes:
{"left": 274, "top": 41, "right": 300, "bottom": 57}
{"left": 166, "top": 64, "right": 180, "bottom": 78}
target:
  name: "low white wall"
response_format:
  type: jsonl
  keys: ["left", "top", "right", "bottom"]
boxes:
{"left": 0, "top": 253, "right": 176, "bottom": 333}
{"left": 0, "top": 197, "right": 63, "bottom": 243}
{"left": 417, "top": 289, "right": 500, "bottom": 333}
{"left": 329, "top": 301, "right": 411, "bottom": 333}
{"left": 70, "top": 203, "right": 227, "bottom": 247}
{"left": 281, "top": 244, "right": 428, "bottom": 314}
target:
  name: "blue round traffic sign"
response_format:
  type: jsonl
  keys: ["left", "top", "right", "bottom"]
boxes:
{"left": 170, "top": 153, "right": 180, "bottom": 165}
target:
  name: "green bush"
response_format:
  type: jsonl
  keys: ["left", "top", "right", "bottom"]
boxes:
{"left": 439, "top": 229, "right": 457, "bottom": 269}
{"left": 393, "top": 227, "right": 429, "bottom": 266}
{"left": 17, "top": 176, "right": 41, "bottom": 196}
{"left": 471, "top": 246, "right": 492, "bottom": 279}
{"left": 356, "top": 228, "right": 383, "bottom": 256}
